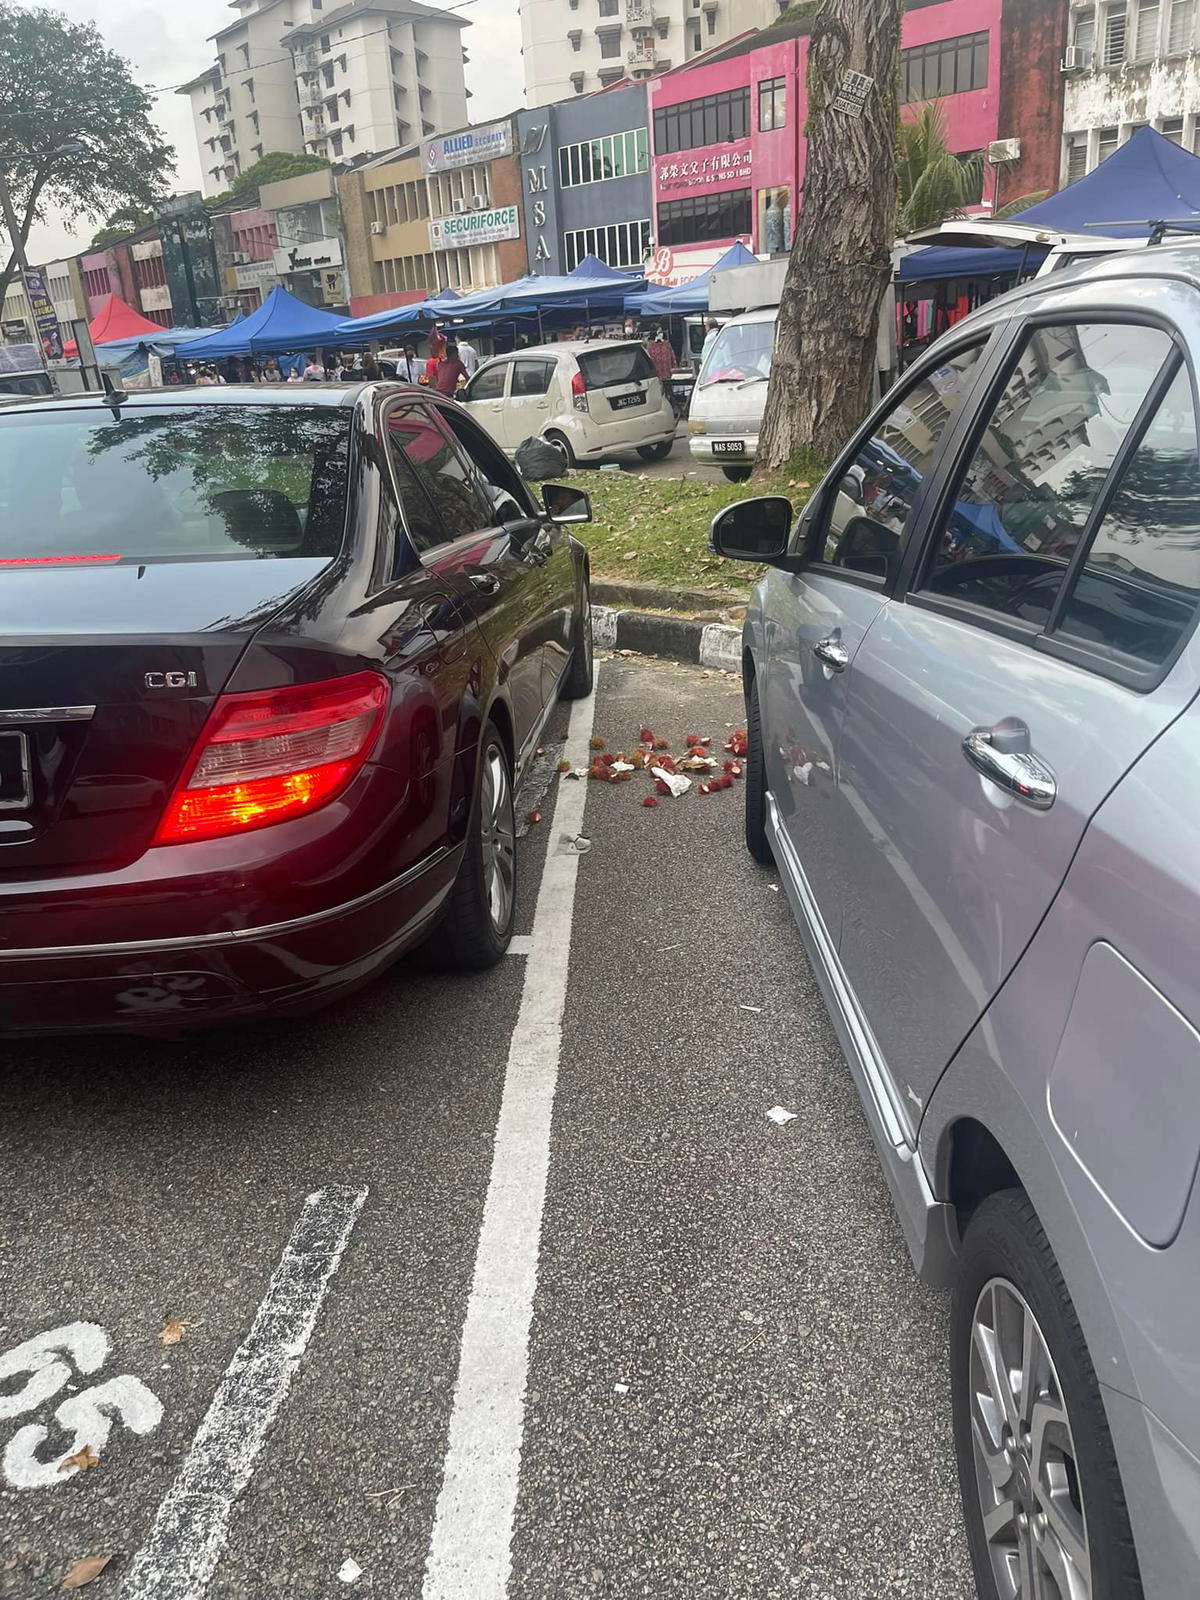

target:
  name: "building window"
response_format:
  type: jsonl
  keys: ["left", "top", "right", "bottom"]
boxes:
{"left": 656, "top": 187, "right": 752, "bottom": 246}
{"left": 320, "top": 33, "right": 331, "bottom": 51}
{"left": 1161, "top": 114, "right": 1185, "bottom": 142}
{"left": 688, "top": 21, "right": 702, "bottom": 50}
{"left": 757, "top": 76, "right": 785, "bottom": 131}
{"left": 559, "top": 128, "right": 649, "bottom": 186}
{"left": 653, "top": 88, "right": 750, "bottom": 155}
{"left": 706, "top": 7, "right": 716, "bottom": 30}
{"left": 598, "top": 28, "right": 622, "bottom": 57}
{"left": 1102, "top": 2, "right": 1128, "bottom": 62}
{"left": 330, "top": 132, "right": 343, "bottom": 156}
{"left": 1168, "top": 0, "right": 1196, "bottom": 51}
{"left": 598, "top": 0, "right": 619, "bottom": 13}
{"left": 1065, "top": 132, "right": 1089, "bottom": 180}
{"left": 562, "top": 219, "right": 651, "bottom": 271}
{"left": 1072, "top": 7, "right": 1097, "bottom": 59}
{"left": 1097, "top": 124, "right": 1119, "bottom": 162}
{"left": 901, "top": 31, "right": 989, "bottom": 102}
{"left": 1133, "top": 0, "right": 1161, "bottom": 58}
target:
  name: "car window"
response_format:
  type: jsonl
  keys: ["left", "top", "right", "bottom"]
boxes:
{"left": 467, "top": 364, "right": 508, "bottom": 403}
{"left": 920, "top": 322, "right": 1174, "bottom": 626}
{"left": 438, "top": 407, "right": 531, "bottom": 525}
{"left": 386, "top": 403, "right": 491, "bottom": 550}
{"left": 1051, "top": 364, "right": 1200, "bottom": 669}
{"left": 512, "top": 360, "right": 554, "bottom": 398}
{"left": 0, "top": 405, "right": 350, "bottom": 562}
{"left": 576, "top": 344, "right": 655, "bottom": 389}
{"left": 816, "top": 343, "right": 984, "bottom": 581}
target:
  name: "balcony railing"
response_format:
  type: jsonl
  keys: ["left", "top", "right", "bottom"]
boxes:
{"left": 627, "top": 43, "right": 657, "bottom": 67}
{"left": 626, "top": 0, "right": 655, "bottom": 26}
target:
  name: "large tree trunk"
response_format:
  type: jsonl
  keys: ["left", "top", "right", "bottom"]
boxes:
{"left": 757, "top": 0, "right": 902, "bottom": 470}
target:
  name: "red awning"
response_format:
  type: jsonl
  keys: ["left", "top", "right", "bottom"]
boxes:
{"left": 89, "top": 294, "right": 164, "bottom": 345}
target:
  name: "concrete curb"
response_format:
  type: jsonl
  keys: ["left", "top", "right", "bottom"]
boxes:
{"left": 592, "top": 605, "right": 742, "bottom": 671}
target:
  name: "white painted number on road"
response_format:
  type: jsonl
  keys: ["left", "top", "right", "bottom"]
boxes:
{"left": 0, "top": 1321, "right": 163, "bottom": 1489}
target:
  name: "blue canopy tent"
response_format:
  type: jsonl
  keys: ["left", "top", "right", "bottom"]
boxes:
{"left": 902, "top": 127, "right": 1200, "bottom": 281}
{"left": 96, "top": 324, "right": 219, "bottom": 361}
{"left": 176, "top": 287, "right": 346, "bottom": 358}
{"left": 626, "top": 242, "right": 758, "bottom": 315}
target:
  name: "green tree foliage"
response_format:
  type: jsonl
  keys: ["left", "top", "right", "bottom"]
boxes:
{"left": 0, "top": 3, "right": 174, "bottom": 305}
{"left": 90, "top": 206, "right": 155, "bottom": 249}
{"left": 231, "top": 151, "right": 329, "bottom": 200}
{"left": 899, "top": 102, "right": 1046, "bottom": 233}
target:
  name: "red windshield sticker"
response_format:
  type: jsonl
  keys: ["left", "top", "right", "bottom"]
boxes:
{"left": 0, "top": 554, "right": 121, "bottom": 567}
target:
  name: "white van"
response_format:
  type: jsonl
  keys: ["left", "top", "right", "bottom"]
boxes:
{"left": 687, "top": 307, "right": 778, "bottom": 481}
{"left": 459, "top": 340, "right": 676, "bottom": 468}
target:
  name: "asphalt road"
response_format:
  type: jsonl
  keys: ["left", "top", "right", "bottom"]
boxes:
{"left": 0, "top": 657, "right": 972, "bottom": 1600}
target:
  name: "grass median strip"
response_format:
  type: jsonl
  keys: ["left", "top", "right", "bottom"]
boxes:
{"left": 561, "top": 468, "right": 812, "bottom": 596}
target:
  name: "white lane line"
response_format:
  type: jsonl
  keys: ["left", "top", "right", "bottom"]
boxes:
{"left": 422, "top": 680, "right": 598, "bottom": 1600}
{"left": 506, "top": 935, "right": 533, "bottom": 956}
{"left": 123, "top": 1185, "right": 368, "bottom": 1600}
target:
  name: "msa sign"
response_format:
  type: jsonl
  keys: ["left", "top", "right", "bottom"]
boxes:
{"left": 429, "top": 205, "right": 521, "bottom": 251}
{"left": 423, "top": 121, "right": 514, "bottom": 173}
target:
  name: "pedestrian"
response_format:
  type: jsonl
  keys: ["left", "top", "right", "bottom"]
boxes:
{"left": 457, "top": 336, "right": 479, "bottom": 376}
{"left": 264, "top": 358, "right": 283, "bottom": 382}
{"left": 362, "top": 353, "right": 382, "bottom": 381}
{"left": 701, "top": 318, "right": 721, "bottom": 363}
{"left": 648, "top": 327, "right": 673, "bottom": 385}
{"left": 303, "top": 354, "right": 326, "bottom": 382}
{"left": 338, "top": 353, "right": 361, "bottom": 381}
{"left": 396, "top": 343, "right": 421, "bottom": 383}
{"left": 431, "top": 338, "right": 468, "bottom": 396}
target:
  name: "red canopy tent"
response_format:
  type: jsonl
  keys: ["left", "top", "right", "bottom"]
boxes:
{"left": 62, "top": 294, "right": 164, "bottom": 359}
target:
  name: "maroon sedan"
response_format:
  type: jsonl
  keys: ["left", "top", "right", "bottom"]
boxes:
{"left": 0, "top": 384, "right": 593, "bottom": 1034}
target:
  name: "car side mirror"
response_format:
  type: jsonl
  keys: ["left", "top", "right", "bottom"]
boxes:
{"left": 542, "top": 483, "right": 592, "bottom": 524}
{"left": 709, "top": 495, "right": 793, "bottom": 564}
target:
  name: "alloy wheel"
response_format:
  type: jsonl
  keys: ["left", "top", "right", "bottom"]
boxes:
{"left": 479, "top": 744, "right": 515, "bottom": 933}
{"left": 968, "top": 1277, "right": 1092, "bottom": 1600}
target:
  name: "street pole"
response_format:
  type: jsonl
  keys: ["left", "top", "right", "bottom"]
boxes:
{"left": 0, "top": 165, "right": 30, "bottom": 272}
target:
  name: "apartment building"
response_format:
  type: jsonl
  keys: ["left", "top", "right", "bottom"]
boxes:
{"left": 519, "top": 0, "right": 785, "bottom": 108}
{"left": 1062, "top": 0, "right": 1200, "bottom": 176}
{"left": 179, "top": 0, "right": 470, "bottom": 198}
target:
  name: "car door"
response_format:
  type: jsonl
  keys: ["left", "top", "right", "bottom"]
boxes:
{"left": 438, "top": 402, "right": 578, "bottom": 708}
{"left": 761, "top": 338, "right": 990, "bottom": 937}
{"left": 384, "top": 397, "right": 548, "bottom": 765}
{"left": 461, "top": 360, "right": 512, "bottom": 449}
{"left": 507, "top": 358, "right": 556, "bottom": 452}
{"left": 833, "top": 300, "right": 1200, "bottom": 1135}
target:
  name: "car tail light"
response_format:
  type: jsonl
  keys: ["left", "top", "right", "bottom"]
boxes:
{"left": 571, "top": 369, "right": 589, "bottom": 413}
{"left": 155, "top": 671, "right": 388, "bottom": 846}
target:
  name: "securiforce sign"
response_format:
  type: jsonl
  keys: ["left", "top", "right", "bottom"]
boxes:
{"left": 428, "top": 205, "right": 521, "bottom": 251}
{"left": 422, "top": 121, "right": 514, "bottom": 174}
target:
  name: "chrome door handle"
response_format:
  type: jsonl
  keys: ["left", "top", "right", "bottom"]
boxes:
{"left": 813, "top": 637, "right": 849, "bottom": 673}
{"left": 468, "top": 571, "right": 501, "bottom": 595}
{"left": 962, "top": 728, "right": 1056, "bottom": 810}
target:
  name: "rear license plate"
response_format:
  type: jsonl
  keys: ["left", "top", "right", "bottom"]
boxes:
{"left": 610, "top": 392, "right": 646, "bottom": 410}
{"left": 711, "top": 440, "right": 746, "bottom": 455}
{"left": 0, "top": 730, "right": 31, "bottom": 810}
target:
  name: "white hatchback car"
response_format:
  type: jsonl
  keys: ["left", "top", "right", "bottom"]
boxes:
{"left": 459, "top": 340, "right": 676, "bottom": 468}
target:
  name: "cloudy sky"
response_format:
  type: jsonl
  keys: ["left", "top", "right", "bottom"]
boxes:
{"left": 20, "top": 0, "right": 524, "bottom": 263}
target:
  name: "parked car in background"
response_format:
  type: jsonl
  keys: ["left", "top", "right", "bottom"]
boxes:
{"left": 0, "top": 383, "right": 594, "bottom": 1036}
{"left": 460, "top": 340, "right": 676, "bottom": 470}
{"left": 712, "top": 246, "right": 1200, "bottom": 1600}
{"left": 688, "top": 307, "right": 778, "bottom": 481}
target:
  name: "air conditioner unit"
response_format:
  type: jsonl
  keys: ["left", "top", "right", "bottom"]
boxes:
{"left": 452, "top": 197, "right": 468, "bottom": 213}
{"left": 472, "top": 194, "right": 487, "bottom": 209}
{"left": 1061, "top": 45, "right": 1092, "bottom": 71}
{"left": 987, "top": 137, "right": 1021, "bottom": 163}
{"left": 370, "top": 220, "right": 387, "bottom": 235}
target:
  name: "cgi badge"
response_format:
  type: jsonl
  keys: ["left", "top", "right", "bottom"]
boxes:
{"left": 144, "top": 671, "right": 198, "bottom": 690}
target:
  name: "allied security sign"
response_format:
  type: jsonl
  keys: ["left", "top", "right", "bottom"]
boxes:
{"left": 423, "top": 120, "right": 514, "bottom": 174}
{"left": 831, "top": 70, "right": 874, "bottom": 117}
{"left": 429, "top": 205, "right": 521, "bottom": 251}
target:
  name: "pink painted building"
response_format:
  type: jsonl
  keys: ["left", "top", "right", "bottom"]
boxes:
{"left": 647, "top": 0, "right": 1013, "bottom": 279}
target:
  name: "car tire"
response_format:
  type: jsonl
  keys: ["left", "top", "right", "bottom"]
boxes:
{"left": 560, "top": 584, "right": 594, "bottom": 700}
{"left": 722, "top": 465, "right": 752, "bottom": 483}
{"left": 637, "top": 440, "right": 673, "bottom": 462}
{"left": 421, "top": 722, "right": 515, "bottom": 970}
{"left": 744, "top": 685, "right": 773, "bottom": 866}
{"left": 543, "top": 430, "right": 575, "bottom": 471}
{"left": 952, "top": 1190, "right": 1143, "bottom": 1600}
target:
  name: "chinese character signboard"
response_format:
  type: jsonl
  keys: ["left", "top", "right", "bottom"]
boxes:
{"left": 654, "top": 143, "right": 753, "bottom": 197}
{"left": 831, "top": 71, "right": 873, "bottom": 118}
{"left": 20, "top": 267, "right": 62, "bottom": 361}
{"left": 428, "top": 205, "right": 521, "bottom": 252}
{"left": 422, "top": 120, "right": 514, "bottom": 174}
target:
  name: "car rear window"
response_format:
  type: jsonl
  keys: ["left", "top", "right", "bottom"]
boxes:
{"left": 576, "top": 344, "right": 655, "bottom": 390}
{"left": 0, "top": 405, "right": 351, "bottom": 564}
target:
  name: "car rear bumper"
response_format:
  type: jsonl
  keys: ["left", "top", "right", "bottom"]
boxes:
{"left": 0, "top": 842, "right": 460, "bottom": 1036}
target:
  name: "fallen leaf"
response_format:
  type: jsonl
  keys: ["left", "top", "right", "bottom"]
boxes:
{"left": 642, "top": 797, "right": 659, "bottom": 808}
{"left": 61, "top": 1555, "right": 111, "bottom": 1589}
{"left": 58, "top": 1445, "right": 99, "bottom": 1475}
{"left": 589, "top": 737, "right": 605, "bottom": 751}
{"left": 525, "top": 810, "right": 542, "bottom": 825}
{"left": 557, "top": 760, "right": 571, "bottom": 773}
{"left": 159, "top": 1316, "right": 195, "bottom": 1347}
{"left": 654, "top": 738, "right": 670, "bottom": 750}
{"left": 639, "top": 727, "right": 654, "bottom": 744}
